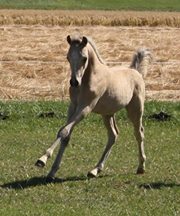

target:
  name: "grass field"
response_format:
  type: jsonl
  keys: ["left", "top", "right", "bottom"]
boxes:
{"left": 0, "top": 101, "right": 179, "bottom": 215}
{"left": 0, "top": 0, "right": 180, "bottom": 11}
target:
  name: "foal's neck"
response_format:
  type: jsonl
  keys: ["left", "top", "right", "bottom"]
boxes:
{"left": 82, "top": 45, "right": 101, "bottom": 85}
{"left": 87, "top": 43, "right": 103, "bottom": 69}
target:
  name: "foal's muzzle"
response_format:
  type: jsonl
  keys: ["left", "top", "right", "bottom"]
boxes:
{"left": 70, "top": 78, "right": 79, "bottom": 87}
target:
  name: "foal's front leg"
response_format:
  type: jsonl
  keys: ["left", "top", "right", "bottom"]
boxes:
{"left": 35, "top": 102, "right": 76, "bottom": 168}
{"left": 46, "top": 104, "right": 93, "bottom": 179}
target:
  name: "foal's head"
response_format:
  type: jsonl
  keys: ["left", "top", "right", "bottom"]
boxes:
{"left": 67, "top": 35, "right": 88, "bottom": 87}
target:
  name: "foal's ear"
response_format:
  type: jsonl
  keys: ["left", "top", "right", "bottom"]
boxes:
{"left": 80, "top": 36, "right": 88, "bottom": 48}
{"left": 67, "top": 35, "right": 71, "bottom": 45}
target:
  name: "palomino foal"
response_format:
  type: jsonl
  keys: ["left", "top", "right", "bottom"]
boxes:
{"left": 36, "top": 35, "right": 152, "bottom": 180}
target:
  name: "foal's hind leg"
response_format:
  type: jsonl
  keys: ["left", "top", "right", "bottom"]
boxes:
{"left": 88, "top": 115, "right": 119, "bottom": 177}
{"left": 126, "top": 96, "right": 146, "bottom": 174}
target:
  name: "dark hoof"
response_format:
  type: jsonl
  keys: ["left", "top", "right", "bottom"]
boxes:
{"left": 35, "top": 160, "right": 45, "bottom": 168}
{"left": 46, "top": 176, "right": 55, "bottom": 183}
{"left": 136, "top": 168, "right": 145, "bottom": 175}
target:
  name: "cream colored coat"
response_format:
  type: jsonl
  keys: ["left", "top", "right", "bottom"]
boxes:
{"left": 36, "top": 35, "right": 152, "bottom": 180}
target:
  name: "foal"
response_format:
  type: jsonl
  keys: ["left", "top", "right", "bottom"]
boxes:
{"left": 36, "top": 35, "right": 152, "bottom": 180}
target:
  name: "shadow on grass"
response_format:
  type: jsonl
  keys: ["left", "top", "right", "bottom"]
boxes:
{"left": 139, "top": 181, "right": 180, "bottom": 190}
{"left": 0, "top": 175, "right": 108, "bottom": 190}
{"left": 2, "top": 176, "right": 179, "bottom": 190}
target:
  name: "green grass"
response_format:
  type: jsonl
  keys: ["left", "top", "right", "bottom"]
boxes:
{"left": 0, "top": 101, "right": 180, "bottom": 216}
{"left": 0, "top": 0, "right": 180, "bottom": 11}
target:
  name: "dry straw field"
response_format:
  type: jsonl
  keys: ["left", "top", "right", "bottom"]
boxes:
{"left": 0, "top": 10, "right": 179, "bottom": 101}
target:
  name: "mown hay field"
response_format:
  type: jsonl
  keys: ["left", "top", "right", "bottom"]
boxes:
{"left": 0, "top": 10, "right": 179, "bottom": 101}
{"left": 0, "top": 10, "right": 180, "bottom": 27}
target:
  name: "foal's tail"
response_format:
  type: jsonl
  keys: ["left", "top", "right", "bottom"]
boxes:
{"left": 130, "top": 48, "right": 152, "bottom": 78}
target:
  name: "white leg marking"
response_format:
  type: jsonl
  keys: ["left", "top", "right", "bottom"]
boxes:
{"left": 35, "top": 138, "right": 61, "bottom": 167}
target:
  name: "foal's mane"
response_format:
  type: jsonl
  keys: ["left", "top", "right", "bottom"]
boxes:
{"left": 87, "top": 37, "right": 106, "bottom": 65}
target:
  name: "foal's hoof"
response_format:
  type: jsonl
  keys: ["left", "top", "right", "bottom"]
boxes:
{"left": 87, "top": 168, "right": 101, "bottom": 178}
{"left": 136, "top": 167, "right": 145, "bottom": 174}
{"left": 35, "top": 159, "right": 46, "bottom": 168}
{"left": 87, "top": 171, "right": 97, "bottom": 178}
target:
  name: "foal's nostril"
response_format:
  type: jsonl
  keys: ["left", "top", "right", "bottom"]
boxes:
{"left": 70, "top": 79, "right": 79, "bottom": 87}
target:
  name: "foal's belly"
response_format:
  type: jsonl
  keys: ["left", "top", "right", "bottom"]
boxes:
{"left": 93, "top": 90, "right": 133, "bottom": 115}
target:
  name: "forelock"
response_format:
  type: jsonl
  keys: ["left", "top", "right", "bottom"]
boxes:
{"left": 70, "top": 35, "right": 82, "bottom": 46}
